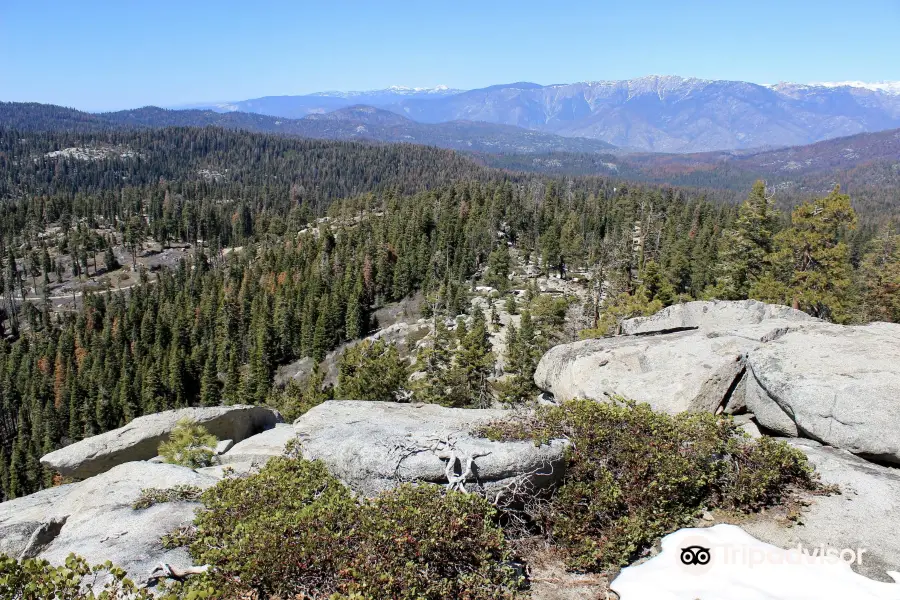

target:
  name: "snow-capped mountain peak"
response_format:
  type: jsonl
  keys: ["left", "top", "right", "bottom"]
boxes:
{"left": 811, "top": 80, "right": 900, "bottom": 95}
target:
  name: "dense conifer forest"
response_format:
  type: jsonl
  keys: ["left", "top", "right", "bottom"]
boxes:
{"left": 0, "top": 126, "right": 898, "bottom": 500}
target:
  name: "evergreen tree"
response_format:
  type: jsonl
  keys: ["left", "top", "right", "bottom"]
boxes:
{"left": 484, "top": 244, "right": 511, "bottom": 289}
{"left": 413, "top": 319, "right": 466, "bottom": 407}
{"left": 335, "top": 340, "right": 409, "bottom": 402}
{"left": 751, "top": 187, "right": 858, "bottom": 322}
{"left": 858, "top": 226, "right": 900, "bottom": 323}
{"left": 708, "top": 181, "right": 779, "bottom": 300}
{"left": 200, "top": 350, "right": 222, "bottom": 407}
{"left": 456, "top": 308, "right": 495, "bottom": 407}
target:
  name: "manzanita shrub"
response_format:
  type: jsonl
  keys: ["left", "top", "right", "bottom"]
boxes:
{"left": 479, "top": 398, "right": 818, "bottom": 571}
{"left": 183, "top": 443, "right": 521, "bottom": 599}
{"left": 0, "top": 554, "right": 152, "bottom": 599}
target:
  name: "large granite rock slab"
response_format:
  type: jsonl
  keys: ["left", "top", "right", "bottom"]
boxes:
{"left": 534, "top": 332, "right": 758, "bottom": 413}
{"left": 621, "top": 300, "right": 816, "bottom": 336}
{"left": 218, "top": 423, "right": 298, "bottom": 466}
{"left": 40, "top": 405, "right": 283, "bottom": 479}
{"left": 746, "top": 325, "right": 900, "bottom": 463}
{"left": 293, "top": 400, "right": 567, "bottom": 500}
{"left": 743, "top": 439, "right": 900, "bottom": 583}
{"left": 0, "top": 462, "right": 219, "bottom": 587}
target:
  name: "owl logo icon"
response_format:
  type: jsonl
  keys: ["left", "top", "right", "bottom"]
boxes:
{"left": 680, "top": 545, "right": 711, "bottom": 566}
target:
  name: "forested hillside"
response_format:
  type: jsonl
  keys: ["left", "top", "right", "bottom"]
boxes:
{"left": 481, "top": 128, "right": 900, "bottom": 218}
{"left": 0, "top": 102, "right": 617, "bottom": 155}
{"left": 0, "top": 125, "right": 898, "bottom": 501}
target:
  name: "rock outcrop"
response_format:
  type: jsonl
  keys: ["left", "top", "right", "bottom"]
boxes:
{"left": 746, "top": 324, "right": 900, "bottom": 463}
{"left": 620, "top": 299, "right": 816, "bottom": 336}
{"left": 534, "top": 331, "right": 756, "bottom": 414}
{"left": 40, "top": 405, "right": 283, "bottom": 479}
{"left": 218, "top": 423, "right": 298, "bottom": 466}
{"left": 743, "top": 439, "right": 900, "bottom": 583}
{"left": 0, "top": 462, "right": 218, "bottom": 586}
{"left": 536, "top": 301, "right": 900, "bottom": 463}
{"left": 294, "top": 400, "right": 568, "bottom": 500}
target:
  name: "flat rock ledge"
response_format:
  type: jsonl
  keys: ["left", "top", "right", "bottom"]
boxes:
{"left": 40, "top": 405, "right": 283, "bottom": 479}
{"left": 294, "top": 400, "right": 568, "bottom": 501}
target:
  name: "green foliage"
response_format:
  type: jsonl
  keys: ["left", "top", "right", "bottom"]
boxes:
{"left": 480, "top": 399, "right": 816, "bottom": 571}
{"left": 455, "top": 309, "right": 495, "bottom": 408}
{"left": 751, "top": 186, "right": 859, "bottom": 322}
{"left": 528, "top": 294, "right": 570, "bottom": 334}
{"left": 708, "top": 181, "right": 780, "bottom": 300}
{"left": 484, "top": 244, "right": 512, "bottom": 289}
{"left": 268, "top": 364, "right": 333, "bottom": 421}
{"left": 158, "top": 419, "right": 218, "bottom": 469}
{"left": 503, "top": 293, "right": 519, "bottom": 315}
{"left": 132, "top": 485, "right": 203, "bottom": 510}
{"left": 857, "top": 225, "right": 900, "bottom": 323}
{"left": 336, "top": 339, "right": 410, "bottom": 402}
{"left": 186, "top": 448, "right": 520, "bottom": 599}
{"left": 0, "top": 553, "right": 152, "bottom": 599}
{"left": 498, "top": 310, "right": 542, "bottom": 404}
{"left": 580, "top": 287, "right": 662, "bottom": 338}
{"left": 413, "top": 318, "right": 468, "bottom": 407}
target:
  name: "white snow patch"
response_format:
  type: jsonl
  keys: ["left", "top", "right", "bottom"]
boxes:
{"left": 611, "top": 524, "right": 900, "bottom": 600}
{"left": 812, "top": 81, "right": 900, "bottom": 95}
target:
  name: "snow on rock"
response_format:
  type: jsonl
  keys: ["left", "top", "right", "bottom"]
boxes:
{"left": 611, "top": 524, "right": 900, "bottom": 600}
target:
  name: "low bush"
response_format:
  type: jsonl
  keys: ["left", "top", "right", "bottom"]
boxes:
{"left": 158, "top": 419, "right": 218, "bottom": 468}
{"left": 479, "top": 398, "right": 817, "bottom": 571}
{"left": 184, "top": 443, "right": 520, "bottom": 599}
{"left": 0, "top": 553, "right": 152, "bottom": 599}
{"left": 132, "top": 485, "right": 203, "bottom": 509}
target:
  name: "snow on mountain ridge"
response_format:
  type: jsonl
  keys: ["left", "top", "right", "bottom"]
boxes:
{"left": 309, "top": 86, "right": 461, "bottom": 98}
{"left": 813, "top": 80, "right": 900, "bottom": 95}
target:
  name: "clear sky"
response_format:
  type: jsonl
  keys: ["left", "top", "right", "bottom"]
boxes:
{"left": 2, "top": 0, "right": 899, "bottom": 111}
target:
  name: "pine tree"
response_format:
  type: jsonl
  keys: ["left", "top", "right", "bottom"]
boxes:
{"left": 456, "top": 308, "right": 495, "bottom": 407}
{"left": 413, "top": 318, "right": 465, "bottom": 407}
{"left": 335, "top": 340, "right": 409, "bottom": 402}
{"left": 858, "top": 226, "right": 900, "bottom": 322}
{"left": 751, "top": 187, "right": 858, "bottom": 322}
{"left": 484, "top": 244, "right": 511, "bottom": 289}
{"left": 499, "top": 310, "right": 541, "bottom": 403}
{"left": 200, "top": 350, "right": 222, "bottom": 407}
{"left": 708, "top": 181, "right": 779, "bottom": 299}
{"left": 0, "top": 449, "right": 9, "bottom": 501}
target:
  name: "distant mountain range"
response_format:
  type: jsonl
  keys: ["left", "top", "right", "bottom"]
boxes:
{"left": 182, "top": 77, "right": 900, "bottom": 153}
{"left": 2, "top": 99, "right": 899, "bottom": 215}
{"left": 174, "top": 86, "right": 463, "bottom": 119}
{"left": 0, "top": 102, "right": 616, "bottom": 154}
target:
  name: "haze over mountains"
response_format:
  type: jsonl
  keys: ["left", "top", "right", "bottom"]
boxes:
{"left": 184, "top": 76, "right": 900, "bottom": 153}
{"left": 0, "top": 102, "right": 616, "bottom": 155}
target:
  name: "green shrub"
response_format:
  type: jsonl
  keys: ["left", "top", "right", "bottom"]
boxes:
{"left": 133, "top": 485, "right": 203, "bottom": 509}
{"left": 336, "top": 339, "right": 410, "bottom": 402}
{"left": 185, "top": 445, "right": 520, "bottom": 599}
{"left": 158, "top": 419, "right": 218, "bottom": 468}
{"left": 479, "top": 398, "right": 817, "bottom": 571}
{"left": 343, "top": 485, "right": 520, "bottom": 600}
{"left": 0, "top": 553, "right": 152, "bottom": 599}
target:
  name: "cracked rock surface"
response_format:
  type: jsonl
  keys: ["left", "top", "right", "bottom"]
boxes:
{"left": 294, "top": 400, "right": 568, "bottom": 500}
{"left": 0, "top": 462, "right": 219, "bottom": 589}
{"left": 746, "top": 322, "right": 900, "bottom": 464}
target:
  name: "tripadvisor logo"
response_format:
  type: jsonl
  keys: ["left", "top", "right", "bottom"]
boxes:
{"left": 680, "top": 545, "right": 711, "bottom": 566}
{"left": 678, "top": 535, "right": 716, "bottom": 575}
{"left": 676, "top": 534, "right": 867, "bottom": 576}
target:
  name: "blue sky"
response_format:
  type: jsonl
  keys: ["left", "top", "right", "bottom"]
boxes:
{"left": 2, "top": 0, "right": 899, "bottom": 111}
